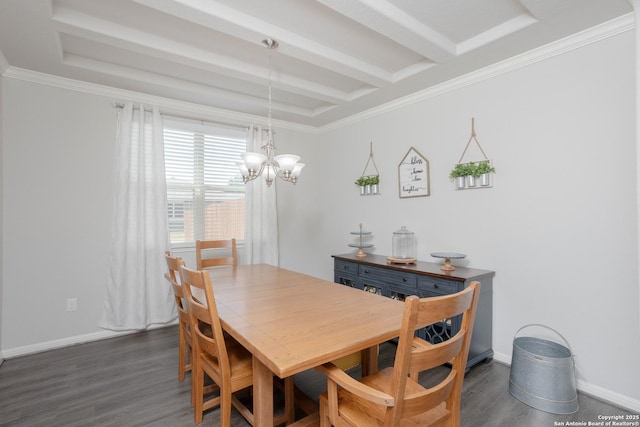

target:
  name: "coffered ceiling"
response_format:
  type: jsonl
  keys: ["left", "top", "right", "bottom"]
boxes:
{"left": 0, "top": 0, "right": 633, "bottom": 127}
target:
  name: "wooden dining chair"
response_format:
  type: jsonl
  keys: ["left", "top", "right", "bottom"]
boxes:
{"left": 164, "top": 252, "right": 192, "bottom": 383}
{"left": 316, "top": 281, "right": 481, "bottom": 427}
{"left": 179, "top": 264, "right": 295, "bottom": 426}
{"left": 196, "top": 239, "right": 238, "bottom": 270}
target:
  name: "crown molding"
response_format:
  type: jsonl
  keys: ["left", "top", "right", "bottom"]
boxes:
{"left": 319, "top": 12, "right": 635, "bottom": 133}
{"left": 2, "top": 66, "right": 320, "bottom": 134}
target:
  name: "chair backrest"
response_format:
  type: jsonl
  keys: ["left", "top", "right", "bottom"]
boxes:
{"left": 196, "top": 239, "right": 238, "bottom": 269}
{"left": 179, "top": 264, "right": 231, "bottom": 373}
{"left": 386, "top": 281, "right": 481, "bottom": 426}
{"left": 164, "top": 251, "right": 189, "bottom": 327}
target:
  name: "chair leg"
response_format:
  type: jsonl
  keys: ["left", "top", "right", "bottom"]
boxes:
{"left": 319, "top": 396, "right": 331, "bottom": 427}
{"left": 220, "top": 388, "right": 232, "bottom": 427}
{"left": 284, "top": 377, "right": 295, "bottom": 424}
{"left": 178, "top": 328, "right": 186, "bottom": 381}
{"left": 193, "top": 358, "right": 204, "bottom": 424}
{"left": 188, "top": 342, "right": 196, "bottom": 407}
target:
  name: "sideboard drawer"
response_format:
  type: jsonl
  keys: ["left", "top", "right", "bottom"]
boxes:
{"left": 359, "top": 265, "right": 417, "bottom": 286}
{"left": 335, "top": 260, "right": 358, "bottom": 275}
{"left": 418, "top": 277, "right": 459, "bottom": 296}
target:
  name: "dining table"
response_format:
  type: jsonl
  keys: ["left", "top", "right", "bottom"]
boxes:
{"left": 205, "top": 263, "right": 405, "bottom": 426}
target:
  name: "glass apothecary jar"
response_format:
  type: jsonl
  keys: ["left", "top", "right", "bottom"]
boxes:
{"left": 392, "top": 226, "right": 416, "bottom": 260}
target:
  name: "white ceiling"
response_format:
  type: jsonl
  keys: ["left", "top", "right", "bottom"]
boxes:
{"left": 0, "top": 0, "right": 633, "bottom": 128}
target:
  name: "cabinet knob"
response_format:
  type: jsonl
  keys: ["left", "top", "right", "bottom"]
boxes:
{"left": 402, "top": 277, "right": 407, "bottom": 282}
{"left": 434, "top": 283, "right": 439, "bottom": 289}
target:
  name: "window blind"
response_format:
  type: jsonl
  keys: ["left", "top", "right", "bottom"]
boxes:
{"left": 163, "top": 118, "right": 246, "bottom": 245}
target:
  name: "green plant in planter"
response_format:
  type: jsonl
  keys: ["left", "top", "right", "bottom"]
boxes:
{"left": 476, "top": 161, "right": 496, "bottom": 175}
{"left": 370, "top": 175, "right": 380, "bottom": 185}
{"left": 355, "top": 176, "right": 367, "bottom": 186}
{"left": 449, "top": 163, "right": 470, "bottom": 179}
{"left": 467, "top": 162, "right": 482, "bottom": 178}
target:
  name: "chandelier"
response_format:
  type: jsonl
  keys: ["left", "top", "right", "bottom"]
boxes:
{"left": 237, "top": 38, "right": 304, "bottom": 186}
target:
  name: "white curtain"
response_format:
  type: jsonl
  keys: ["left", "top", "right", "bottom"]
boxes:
{"left": 98, "top": 102, "right": 176, "bottom": 331}
{"left": 244, "top": 125, "right": 279, "bottom": 265}
{"left": 635, "top": 0, "right": 640, "bottom": 332}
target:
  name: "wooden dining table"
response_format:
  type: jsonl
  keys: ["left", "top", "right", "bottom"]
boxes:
{"left": 206, "top": 263, "right": 405, "bottom": 426}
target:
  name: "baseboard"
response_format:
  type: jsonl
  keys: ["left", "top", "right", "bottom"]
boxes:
{"left": 0, "top": 321, "right": 177, "bottom": 360}
{"left": 493, "top": 351, "right": 640, "bottom": 413}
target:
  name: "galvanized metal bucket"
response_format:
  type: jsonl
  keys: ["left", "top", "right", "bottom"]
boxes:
{"left": 508, "top": 324, "right": 578, "bottom": 414}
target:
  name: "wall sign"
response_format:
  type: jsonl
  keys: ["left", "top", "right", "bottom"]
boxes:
{"left": 398, "top": 147, "right": 430, "bottom": 198}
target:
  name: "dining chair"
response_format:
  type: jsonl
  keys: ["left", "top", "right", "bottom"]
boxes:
{"left": 164, "top": 252, "right": 194, "bottom": 385}
{"left": 166, "top": 251, "right": 220, "bottom": 409}
{"left": 196, "top": 239, "right": 238, "bottom": 270}
{"left": 179, "top": 264, "right": 295, "bottom": 426}
{"left": 316, "top": 281, "right": 481, "bottom": 427}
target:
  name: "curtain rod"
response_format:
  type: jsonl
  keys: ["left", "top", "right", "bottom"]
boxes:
{"left": 112, "top": 102, "right": 250, "bottom": 131}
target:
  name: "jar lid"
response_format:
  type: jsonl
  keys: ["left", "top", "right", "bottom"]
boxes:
{"left": 393, "top": 226, "right": 414, "bottom": 235}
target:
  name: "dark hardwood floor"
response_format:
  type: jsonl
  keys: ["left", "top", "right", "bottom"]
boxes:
{"left": 0, "top": 326, "right": 634, "bottom": 426}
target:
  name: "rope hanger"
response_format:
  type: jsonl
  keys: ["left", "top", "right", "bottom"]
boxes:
{"left": 457, "top": 118, "right": 490, "bottom": 164}
{"left": 360, "top": 142, "right": 380, "bottom": 176}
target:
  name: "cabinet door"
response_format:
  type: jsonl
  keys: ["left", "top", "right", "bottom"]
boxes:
{"left": 334, "top": 272, "right": 361, "bottom": 290}
{"left": 388, "top": 282, "right": 418, "bottom": 302}
{"left": 417, "top": 278, "right": 463, "bottom": 344}
{"left": 360, "top": 276, "right": 388, "bottom": 296}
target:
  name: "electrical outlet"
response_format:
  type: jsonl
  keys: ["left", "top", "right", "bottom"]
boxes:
{"left": 66, "top": 298, "right": 78, "bottom": 312}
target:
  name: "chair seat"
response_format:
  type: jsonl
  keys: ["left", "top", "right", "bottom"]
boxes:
{"left": 320, "top": 367, "right": 450, "bottom": 426}
{"left": 201, "top": 339, "right": 253, "bottom": 386}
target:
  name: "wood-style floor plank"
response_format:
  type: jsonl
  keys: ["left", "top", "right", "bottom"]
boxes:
{"left": 0, "top": 326, "right": 634, "bottom": 426}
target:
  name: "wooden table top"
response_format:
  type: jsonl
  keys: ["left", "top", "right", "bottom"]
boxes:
{"left": 207, "top": 264, "right": 405, "bottom": 378}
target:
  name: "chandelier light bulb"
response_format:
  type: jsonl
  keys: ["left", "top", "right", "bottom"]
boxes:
{"left": 241, "top": 152, "right": 267, "bottom": 174}
{"left": 274, "top": 154, "right": 300, "bottom": 173}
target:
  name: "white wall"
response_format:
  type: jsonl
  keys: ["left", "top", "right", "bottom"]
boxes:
{"left": 278, "top": 31, "right": 640, "bottom": 406}
{"left": 1, "top": 80, "right": 117, "bottom": 349}
{"left": 0, "top": 72, "right": 4, "bottom": 364}
{"left": 0, "top": 27, "right": 638, "bottom": 410}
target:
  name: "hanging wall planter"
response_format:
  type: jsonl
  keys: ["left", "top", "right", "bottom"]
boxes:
{"left": 355, "top": 142, "right": 381, "bottom": 196}
{"left": 449, "top": 118, "right": 496, "bottom": 190}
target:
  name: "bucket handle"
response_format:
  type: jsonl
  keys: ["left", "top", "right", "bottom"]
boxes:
{"left": 514, "top": 324, "right": 575, "bottom": 357}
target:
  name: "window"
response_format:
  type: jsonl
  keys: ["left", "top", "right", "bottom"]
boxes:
{"left": 163, "top": 118, "right": 246, "bottom": 245}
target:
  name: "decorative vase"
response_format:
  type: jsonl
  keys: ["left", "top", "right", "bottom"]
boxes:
{"left": 480, "top": 173, "right": 491, "bottom": 186}
{"left": 359, "top": 185, "right": 365, "bottom": 195}
{"left": 365, "top": 184, "right": 372, "bottom": 194}
{"left": 455, "top": 177, "right": 465, "bottom": 189}
{"left": 371, "top": 184, "right": 379, "bottom": 194}
{"left": 467, "top": 175, "right": 476, "bottom": 187}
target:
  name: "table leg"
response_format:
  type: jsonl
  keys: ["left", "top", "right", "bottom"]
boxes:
{"left": 252, "top": 356, "right": 274, "bottom": 427}
{"left": 361, "top": 344, "right": 379, "bottom": 377}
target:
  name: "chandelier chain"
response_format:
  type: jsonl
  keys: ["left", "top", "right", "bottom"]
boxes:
{"left": 267, "top": 41, "right": 273, "bottom": 136}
